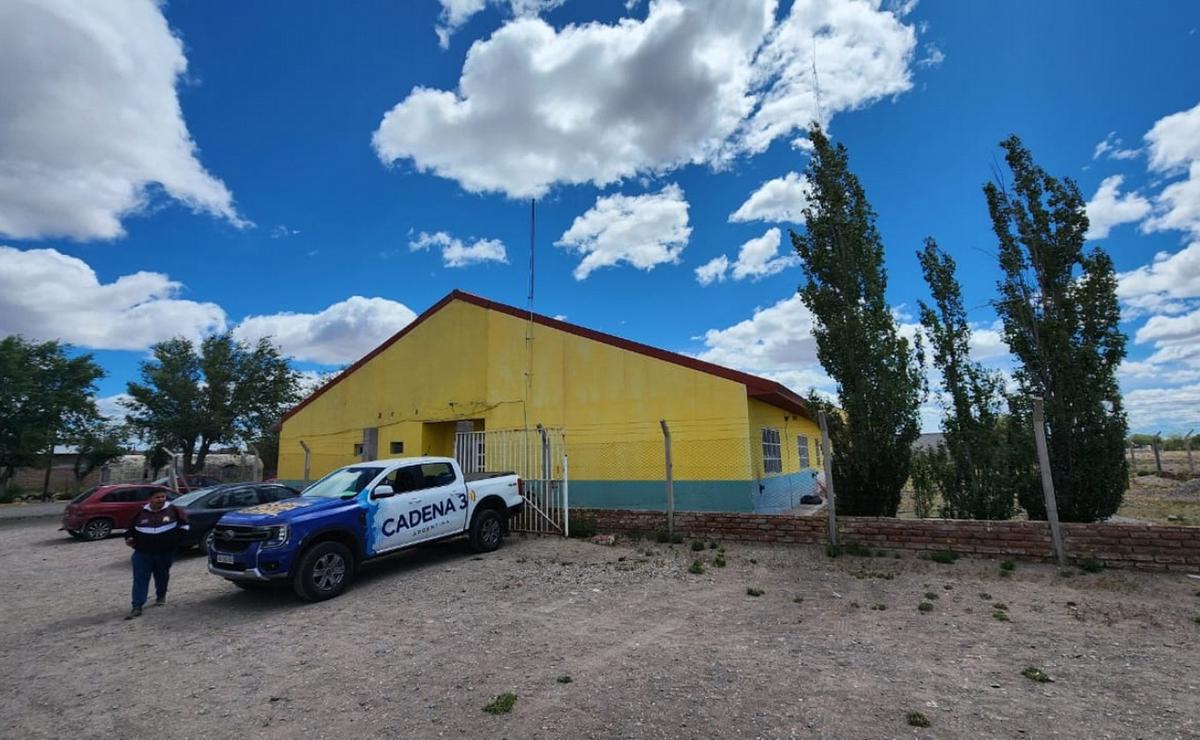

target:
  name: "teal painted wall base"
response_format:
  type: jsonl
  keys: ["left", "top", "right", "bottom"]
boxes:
{"left": 568, "top": 480, "right": 756, "bottom": 513}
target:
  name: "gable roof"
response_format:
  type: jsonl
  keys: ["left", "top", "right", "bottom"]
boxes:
{"left": 279, "top": 289, "right": 811, "bottom": 425}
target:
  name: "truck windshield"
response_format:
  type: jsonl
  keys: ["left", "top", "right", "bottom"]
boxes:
{"left": 302, "top": 467, "right": 381, "bottom": 499}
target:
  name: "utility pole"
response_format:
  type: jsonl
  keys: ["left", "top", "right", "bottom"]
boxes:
{"left": 660, "top": 420, "right": 674, "bottom": 537}
{"left": 818, "top": 410, "right": 837, "bottom": 547}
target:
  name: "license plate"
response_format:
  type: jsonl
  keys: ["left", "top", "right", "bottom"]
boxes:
{"left": 216, "top": 553, "right": 234, "bottom": 565}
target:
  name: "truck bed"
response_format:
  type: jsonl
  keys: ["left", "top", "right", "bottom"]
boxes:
{"left": 464, "top": 471, "right": 517, "bottom": 482}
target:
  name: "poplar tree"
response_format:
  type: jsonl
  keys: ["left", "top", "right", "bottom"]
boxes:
{"left": 790, "top": 124, "right": 924, "bottom": 517}
{"left": 916, "top": 238, "right": 1017, "bottom": 520}
{"left": 983, "top": 136, "right": 1128, "bottom": 522}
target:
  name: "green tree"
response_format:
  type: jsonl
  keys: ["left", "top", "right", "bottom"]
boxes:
{"left": 983, "top": 136, "right": 1128, "bottom": 522}
{"left": 124, "top": 334, "right": 301, "bottom": 473}
{"left": 916, "top": 239, "right": 1018, "bottom": 520}
{"left": 790, "top": 124, "right": 925, "bottom": 516}
{"left": 0, "top": 336, "right": 103, "bottom": 492}
{"left": 64, "top": 417, "right": 128, "bottom": 491}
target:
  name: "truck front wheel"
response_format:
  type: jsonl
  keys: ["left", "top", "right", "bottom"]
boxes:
{"left": 469, "top": 508, "right": 504, "bottom": 553}
{"left": 292, "top": 541, "right": 354, "bottom": 601}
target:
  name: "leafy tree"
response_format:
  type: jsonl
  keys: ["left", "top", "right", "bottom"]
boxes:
{"left": 916, "top": 239, "right": 1018, "bottom": 520}
{"left": 983, "top": 136, "right": 1128, "bottom": 522}
{"left": 124, "top": 334, "right": 301, "bottom": 473}
{"left": 790, "top": 124, "right": 925, "bottom": 516}
{"left": 64, "top": 417, "right": 129, "bottom": 490}
{"left": 0, "top": 336, "right": 103, "bottom": 492}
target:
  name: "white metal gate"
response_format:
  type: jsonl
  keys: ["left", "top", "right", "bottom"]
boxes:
{"left": 455, "top": 427, "right": 569, "bottom": 536}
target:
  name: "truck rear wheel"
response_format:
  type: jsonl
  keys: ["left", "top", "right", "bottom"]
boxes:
{"left": 469, "top": 508, "right": 503, "bottom": 553}
{"left": 292, "top": 541, "right": 354, "bottom": 602}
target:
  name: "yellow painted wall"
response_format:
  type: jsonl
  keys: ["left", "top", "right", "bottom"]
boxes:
{"left": 747, "top": 398, "right": 821, "bottom": 478}
{"left": 279, "top": 298, "right": 805, "bottom": 483}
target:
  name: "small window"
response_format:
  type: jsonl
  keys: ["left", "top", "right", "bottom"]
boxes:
{"left": 101, "top": 490, "right": 128, "bottom": 503}
{"left": 353, "top": 443, "right": 364, "bottom": 457}
{"left": 797, "top": 435, "right": 811, "bottom": 468}
{"left": 761, "top": 428, "right": 782, "bottom": 474}
{"left": 384, "top": 462, "right": 457, "bottom": 493}
{"left": 390, "top": 441, "right": 404, "bottom": 455}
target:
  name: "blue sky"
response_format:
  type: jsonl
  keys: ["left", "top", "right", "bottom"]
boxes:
{"left": 2, "top": 0, "right": 1200, "bottom": 433}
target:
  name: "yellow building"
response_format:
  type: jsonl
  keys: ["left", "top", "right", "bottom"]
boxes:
{"left": 278, "top": 290, "right": 822, "bottom": 513}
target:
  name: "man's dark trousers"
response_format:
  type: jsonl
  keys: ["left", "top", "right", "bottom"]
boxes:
{"left": 131, "top": 550, "right": 173, "bottom": 609}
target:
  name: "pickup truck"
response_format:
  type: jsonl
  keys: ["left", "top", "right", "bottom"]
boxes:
{"left": 206, "top": 457, "right": 524, "bottom": 601}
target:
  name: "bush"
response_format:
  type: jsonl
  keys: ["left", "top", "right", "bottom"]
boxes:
{"left": 746, "top": 587, "right": 764, "bottom": 597}
{"left": 929, "top": 550, "right": 958, "bottom": 564}
{"left": 689, "top": 559, "right": 705, "bottom": 574}
{"left": 1021, "top": 667, "right": 1052, "bottom": 683}
{"left": 569, "top": 515, "right": 597, "bottom": 539}
{"left": 1079, "top": 558, "right": 1104, "bottom": 574}
{"left": 654, "top": 529, "right": 670, "bottom": 543}
{"left": 906, "top": 711, "right": 931, "bottom": 728}
{"left": 714, "top": 556, "right": 726, "bottom": 568}
{"left": 482, "top": 693, "right": 518, "bottom": 714}
{"left": 671, "top": 533, "right": 684, "bottom": 545}
{"left": 690, "top": 540, "right": 706, "bottom": 552}
{"left": 917, "top": 601, "right": 934, "bottom": 612}
{"left": 0, "top": 483, "right": 24, "bottom": 504}
{"left": 1000, "top": 560, "right": 1016, "bottom": 572}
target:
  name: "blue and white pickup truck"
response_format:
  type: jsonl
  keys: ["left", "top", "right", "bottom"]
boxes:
{"left": 206, "top": 457, "right": 524, "bottom": 601}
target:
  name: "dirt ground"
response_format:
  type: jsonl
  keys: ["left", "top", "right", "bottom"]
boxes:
{"left": 2, "top": 519, "right": 1199, "bottom": 739}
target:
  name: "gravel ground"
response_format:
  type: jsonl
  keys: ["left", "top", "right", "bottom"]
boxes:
{"left": 2, "top": 519, "right": 1199, "bottom": 739}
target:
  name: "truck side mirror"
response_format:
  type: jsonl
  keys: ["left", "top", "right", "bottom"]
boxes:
{"left": 371, "top": 484, "right": 395, "bottom": 500}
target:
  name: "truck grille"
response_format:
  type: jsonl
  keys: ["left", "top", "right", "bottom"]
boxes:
{"left": 211, "top": 525, "right": 268, "bottom": 552}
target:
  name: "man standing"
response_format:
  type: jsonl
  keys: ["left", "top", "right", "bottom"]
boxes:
{"left": 124, "top": 489, "right": 189, "bottom": 619}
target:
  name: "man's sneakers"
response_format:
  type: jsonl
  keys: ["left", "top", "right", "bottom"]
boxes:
{"left": 124, "top": 607, "right": 143, "bottom": 620}
{"left": 153, "top": 596, "right": 167, "bottom": 607}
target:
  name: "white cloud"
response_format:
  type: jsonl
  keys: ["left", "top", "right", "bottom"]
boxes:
{"left": 233, "top": 297, "right": 418, "bottom": 366}
{"left": 729, "top": 172, "right": 810, "bottom": 223}
{"left": 409, "top": 230, "right": 509, "bottom": 267}
{"left": 916, "top": 42, "right": 944, "bottom": 68}
{"left": 697, "top": 227, "right": 799, "bottom": 284}
{"left": 695, "top": 254, "right": 730, "bottom": 286}
{"left": 556, "top": 184, "right": 691, "bottom": 280}
{"left": 1141, "top": 101, "right": 1200, "bottom": 237}
{"left": 1085, "top": 175, "right": 1151, "bottom": 240}
{"left": 434, "top": 0, "right": 565, "bottom": 48}
{"left": 1144, "top": 102, "right": 1200, "bottom": 173}
{"left": 696, "top": 294, "right": 826, "bottom": 389}
{"left": 375, "top": 0, "right": 918, "bottom": 199}
{"left": 1124, "top": 384, "right": 1200, "bottom": 432}
{"left": 0, "top": 246, "right": 226, "bottom": 350}
{"left": 1117, "top": 242, "right": 1200, "bottom": 311}
{"left": 968, "top": 321, "right": 1009, "bottom": 361}
{"left": 96, "top": 393, "right": 133, "bottom": 423}
{"left": 1091, "top": 131, "right": 1140, "bottom": 162}
{"left": 0, "top": 0, "right": 244, "bottom": 240}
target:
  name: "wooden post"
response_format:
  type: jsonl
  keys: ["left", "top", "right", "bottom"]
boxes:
{"left": 41, "top": 439, "right": 54, "bottom": 501}
{"left": 818, "top": 410, "right": 837, "bottom": 547}
{"left": 1032, "top": 398, "right": 1067, "bottom": 566}
{"left": 1152, "top": 432, "right": 1163, "bottom": 475}
{"left": 660, "top": 420, "right": 674, "bottom": 537}
{"left": 1186, "top": 430, "right": 1195, "bottom": 477}
{"left": 299, "top": 440, "right": 311, "bottom": 485}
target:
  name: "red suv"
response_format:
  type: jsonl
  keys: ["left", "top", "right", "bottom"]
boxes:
{"left": 61, "top": 484, "right": 177, "bottom": 541}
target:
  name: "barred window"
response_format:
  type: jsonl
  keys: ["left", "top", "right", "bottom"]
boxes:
{"left": 797, "top": 435, "right": 811, "bottom": 468}
{"left": 762, "top": 428, "right": 782, "bottom": 474}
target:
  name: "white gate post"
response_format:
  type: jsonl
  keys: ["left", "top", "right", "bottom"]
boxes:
{"left": 660, "top": 420, "right": 674, "bottom": 537}
{"left": 562, "top": 453, "right": 570, "bottom": 538}
{"left": 818, "top": 411, "right": 837, "bottom": 547}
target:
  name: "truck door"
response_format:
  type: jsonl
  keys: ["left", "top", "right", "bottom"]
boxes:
{"left": 371, "top": 462, "right": 468, "bottom": 552}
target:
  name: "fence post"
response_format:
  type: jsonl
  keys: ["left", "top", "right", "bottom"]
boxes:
{"left": 818, "top": 411, "right": 837, "bottom": 547}
{"left": 299, "top": 440, "right": 311, "bottom": 485}
{"left": 562, "top": 453, "right": 570, "bottom": 539}
{"left": 660, "top": 420, "right": 674, "bottom": 537}
{"left": 1186, "top": 430, "right": 1195, "bottom": 476}
{"left": 1032, "top": 398, "right": 1067, "bottom": 566}
{"left": 1152, "top": 432, "right": 1163, "bottom": 475}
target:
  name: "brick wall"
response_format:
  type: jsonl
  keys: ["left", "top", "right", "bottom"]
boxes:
{"left": 574, "top": 508, "right": 1200, "bottom": 572}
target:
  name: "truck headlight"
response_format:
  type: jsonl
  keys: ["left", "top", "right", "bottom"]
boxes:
{"left": 263, "top": 525, "right": 289, "bottom": 548}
